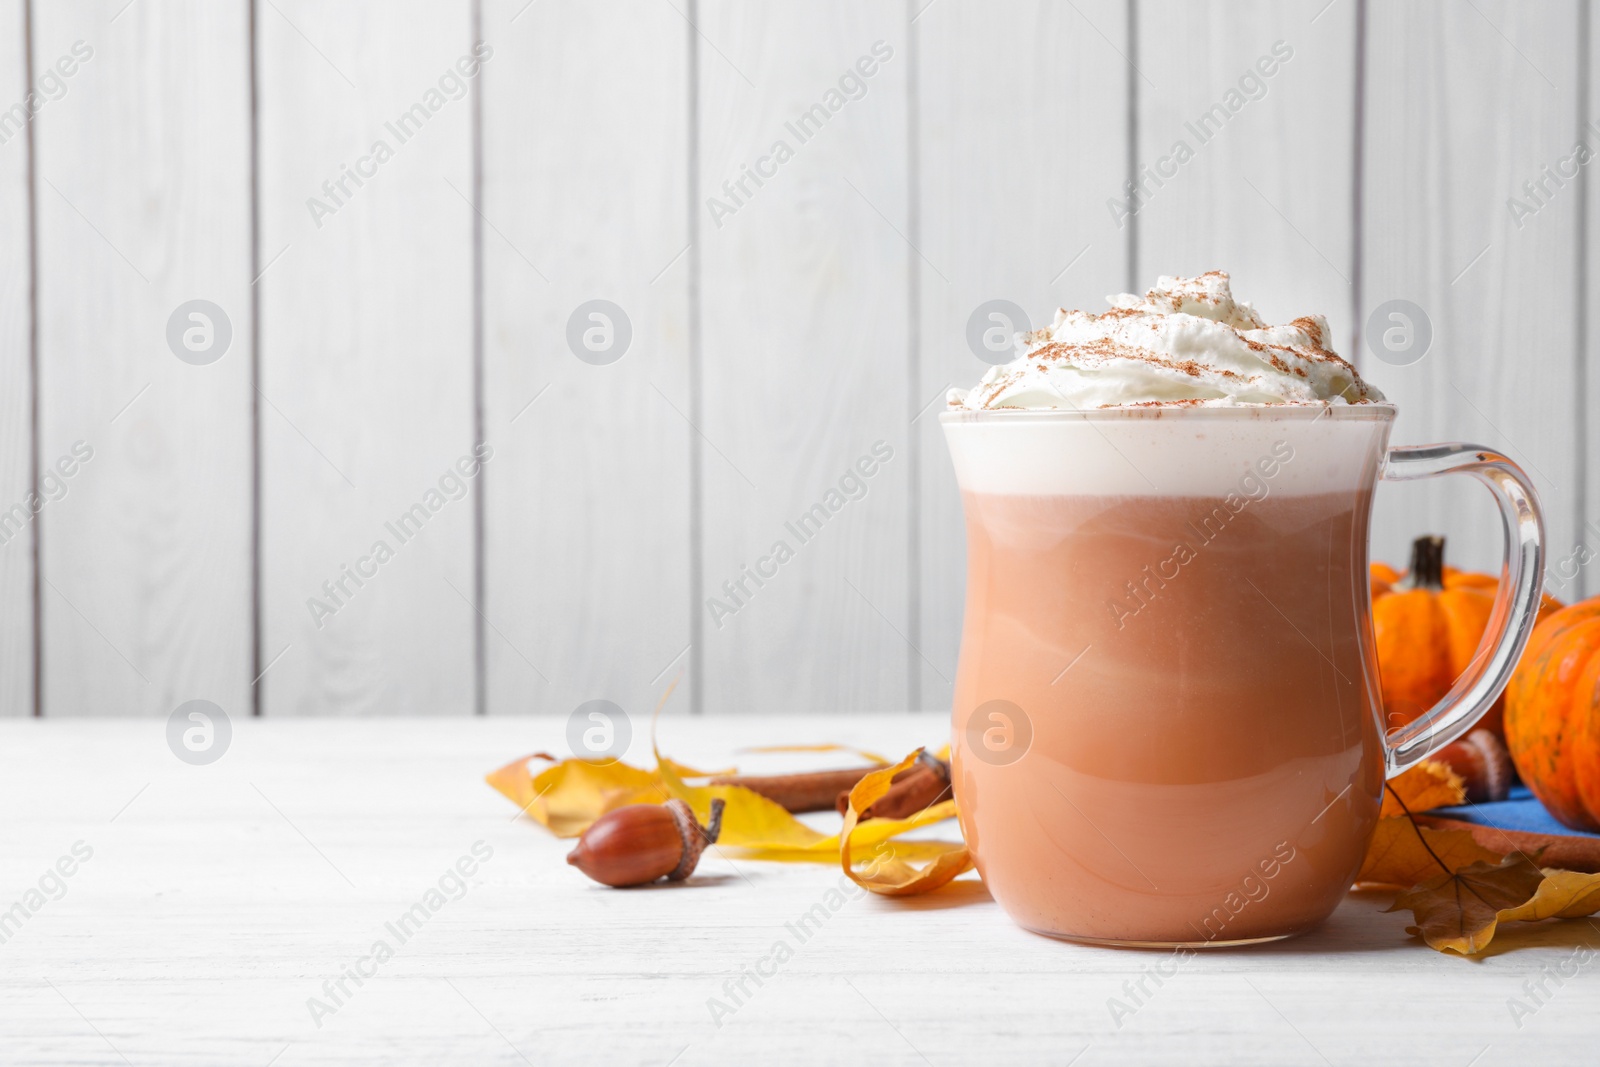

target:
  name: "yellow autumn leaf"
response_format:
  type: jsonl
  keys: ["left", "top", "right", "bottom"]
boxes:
{"left": 653, "top": 744, "right": 832, "bottom": 850}
{"left": 484, "top": 751, "right": 555, "bottom": 817}
{"left": 1357, "top": 815, "right": 1504, "bottom": 888}
{"left": 1386, "top": 855, "right": 1600, "bottom": 955}
{"left": 485, "top": 746, "right": 967, "bottom": 862}
{"left": 485, "top": 753, "right": 663, "bottom": 838}
{"left": 653, "top": 736, "right": 965, "bottom": 862}
{"left": 1497, "top": 868, "right": 1600, "bottom": 923}
{"left": 487, "top": 680, "right": 965, "bottom": 869}
{"left": 1388, "top": 853, "right": 1547, "bottom": 954}
{"left": 1368, "top": 779, "right": 1600, "bottom": 955}
{"left": 839, "top": 749, "right": 973, "bottom": 896}
{"left": 1381, "top": 761, "right": 1467, "bottom": 818}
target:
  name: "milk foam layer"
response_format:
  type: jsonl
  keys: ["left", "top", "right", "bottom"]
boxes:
{"left": 949, "top": 272, "right": 1383, "bottom": 411}
{"left": 942, "top": 407, "right": 1395, "bottom": 498}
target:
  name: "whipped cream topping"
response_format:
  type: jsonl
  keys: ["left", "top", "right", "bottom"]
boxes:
{"left": 948, "top": 272, "right": 1384, "bottom": 410}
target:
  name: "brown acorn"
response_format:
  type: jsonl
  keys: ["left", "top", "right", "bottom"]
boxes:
{"left": 566, "top": 798, "right": 725, "bottom": 887}
{"left": 1431, "top": 729, "right": 1515, "bottom": 803}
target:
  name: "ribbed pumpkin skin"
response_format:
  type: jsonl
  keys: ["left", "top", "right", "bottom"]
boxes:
{"left": 1372, "top": 548, "right": 1562, "bottom": 739}
{"left": 1373, "top": 588, "right": 1455, "bottom": 729}
{"left": 1373, "top": 586, "right": 1508, "bottom": 728}
{"left": 1505, "top": 600, "right": 1600, "bottom": 832}
{"left": 1574, "top": 656, "right": 1600, "bottom": 825}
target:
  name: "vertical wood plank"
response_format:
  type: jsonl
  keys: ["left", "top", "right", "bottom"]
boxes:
{"left": 697, "top": 1, "right": 911, "bottom": 713}
{"left": 1364, "top": 1, "right": 1580, "bottom": 581}
{"left": 34, "top": 0, "right": 253, "bottom": 717}
{"left": 1584, "top": 1, "right": 1598, "bottom": 602}
{"left": 478, "top": 0, "right": 691, "bottom": 718}
{"left": 1136, "top": 1, "right": 1356, "bottom": 373}
{"left": 258, "top": 1, "right": 476, "bottom": 715}
{"left": 0, "top": 0, "right": 33, "bottom": 717}
{"left": 916, "top": 0, "right": 1132, "bottom": 709}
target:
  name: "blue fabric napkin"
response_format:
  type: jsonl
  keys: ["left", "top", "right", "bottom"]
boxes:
{"left": 1432, "top": 784, "right": 1600, "bottom": 838}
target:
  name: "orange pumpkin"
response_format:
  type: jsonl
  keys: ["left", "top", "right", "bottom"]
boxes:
{"left": 1370, "top": 561, "right": 1401, "bottom": 603}
{"left": 1504, "top": 597, "right": 1600, "bottom": 832}
{"left": 1371, "top": 535, "right": 1562, "bottom": 738}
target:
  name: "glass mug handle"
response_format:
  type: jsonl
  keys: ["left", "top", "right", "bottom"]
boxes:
{"left": 1378, "top": 443, "right": 1545, "bottom": 776}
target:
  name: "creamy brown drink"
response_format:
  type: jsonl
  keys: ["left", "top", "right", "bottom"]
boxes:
{"left": 944, "top": 273, "right": 1432, "bottom": 944}
{"left": 957, "top": 488, "right": 1379, "bottom": 942}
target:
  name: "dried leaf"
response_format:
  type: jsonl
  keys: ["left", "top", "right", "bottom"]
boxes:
{"left": 487, "top": 683, "right": 964, "bottom": 874}
{"left": 1387, "top": 855, "right": 1600, "bottom": 954}
{"left": 1388, "top": 853, "right": 1547, "bottom": 953}
{"left": 839, "top": 749, "right": 973, "bottom": 896}
{"left": 1357, "top": 815, "right": 1504, "bottom": 888}
{"left": 483, "top": 751, "right": 555, "bottom": 819}
{"left": 486, "top": 753, "right": 664, "bottom": 838}
{"left": 1368, "top": 769, "right": 1600, "bottom": 955}
{"left": 485, "top": 745, "right": 966, "bottom": 865}
{"left": 1385, "top": 854, "right": 1600, "bottom": 954}
{"left": 1497, "top": 868, "right": 1600, "bottom": 923}
{"left": 653, "top": 744, "right": 833, "bottom": 850}
{"left": 654, "top": 738, "right": 966, "bottom": 866}
{"left": 1381, "top": 761, "right": 1467, "bottom": 817}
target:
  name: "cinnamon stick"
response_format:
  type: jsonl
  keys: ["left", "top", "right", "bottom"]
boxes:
{"left": 709, "top": 753, "right": 955, "bottom": 818}
{"left": 709, "top": 766, "right": 880, "bottom": 813}
{"left": 1413, "top": 814, "right": 1600, "bottom": 874}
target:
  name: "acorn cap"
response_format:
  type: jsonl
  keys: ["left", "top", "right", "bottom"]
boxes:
{"left": 665, "top": 797, "right": 725, "bottom": 881}
{"left": 1461, "top": 728, "right": 1515, "bottom": 802}
{"left": 1433, "top": 729, "right": 1516, "bottom": 803}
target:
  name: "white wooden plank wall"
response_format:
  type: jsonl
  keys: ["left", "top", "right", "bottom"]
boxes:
{"left": 34, "top": 0, "right": 254, "bottom": 718}
{"left": 1586, "top": 0, "right": 1599, "bottom": 599}
{"left": 479, "top": 0, "right": 692, "bottom": 719}
{"left": 258, "top": 0, "right": 477, "bottom": 716}
{"left": 0, "top": 0, "right": 34, "bottom": 718}
{"left": 0, "top": 0, "right": 1594, "bottom": 716}
{"left": 697, "top": 0, "right": 912, "bottom": 714}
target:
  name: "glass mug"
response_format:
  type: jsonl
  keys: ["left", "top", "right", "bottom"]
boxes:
{"left": 942, "top": 405, "right": 1543, "bottom": 946}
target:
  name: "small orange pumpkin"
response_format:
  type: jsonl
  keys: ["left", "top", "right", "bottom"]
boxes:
{"left": 1370, "top": 560, "right": 1401, "bottom": 603}
{"left": 1504, "top": 597, "right": 1600, "bottom": 832}
{"left": 1371, "top": 535, "right": 1562, "bottom": 738}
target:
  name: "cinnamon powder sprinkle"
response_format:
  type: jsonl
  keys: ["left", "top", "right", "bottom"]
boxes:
{"left": 1290, "top": 316, "right": 1325, "bottom": 349}
{"left": 955, "top": 271, "right": 1382, "bottom": 409}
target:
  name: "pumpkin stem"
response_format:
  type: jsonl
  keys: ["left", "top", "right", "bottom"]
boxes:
{"left": 1406, "top": 535, "right": 1446, "bottom": 591}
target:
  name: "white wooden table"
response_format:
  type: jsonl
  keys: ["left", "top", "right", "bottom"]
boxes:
{"left": 2, "top": 716, "right": 1596, "bottom": 1066}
